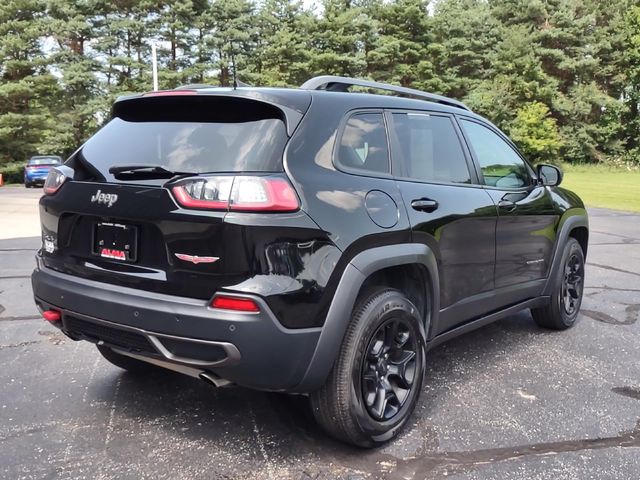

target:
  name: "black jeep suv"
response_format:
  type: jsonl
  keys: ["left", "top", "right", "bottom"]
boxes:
{"left": 32, "top": 76, "right": 588, "bottom": 447}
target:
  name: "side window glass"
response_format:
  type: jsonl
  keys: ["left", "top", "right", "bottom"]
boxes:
{"left": 460, "top": 119, "right": 529, "bottom": 188}
{"left": 337, "top": 112, "right": 389, "bottom": 174}
{"left": 391, "top": 113, "right": 470, "bottom": 184}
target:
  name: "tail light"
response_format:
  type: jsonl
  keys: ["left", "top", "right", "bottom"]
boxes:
{"left": 43, "top": 168, "right": 68, "bottom": 195}
{"left": 171, "top": 175, "right": 299, "bottom": 212}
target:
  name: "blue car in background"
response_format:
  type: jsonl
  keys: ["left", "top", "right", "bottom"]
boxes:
{"left": 24, "top": 155, "right": 62, "bottom": 188}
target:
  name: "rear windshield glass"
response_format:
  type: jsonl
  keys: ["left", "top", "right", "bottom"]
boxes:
{"left": 80, "top": 116, "right": 287, "bottom": 176}
{"left": 29, "top": 157, "right": 61, "bottom": 165}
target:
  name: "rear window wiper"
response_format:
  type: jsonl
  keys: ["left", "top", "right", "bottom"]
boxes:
{"left": 108, "top": 165, "right": 197, "bottom": 181}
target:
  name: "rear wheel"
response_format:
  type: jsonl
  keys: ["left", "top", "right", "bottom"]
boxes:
{"left": 532, "top": 238, "right": 585, "bottom": 330}
{"left": 97, "top": 345, "right": 159, "bottom": 374}
{"left": 310, "top": 288, "right": 426, "bottom": 448}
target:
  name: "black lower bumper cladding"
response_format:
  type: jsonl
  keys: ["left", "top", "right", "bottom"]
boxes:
{"left": 32, "top": 262, "right": 321, "bottom": 391}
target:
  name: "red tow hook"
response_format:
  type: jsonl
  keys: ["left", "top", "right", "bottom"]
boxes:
{"left": 42, "top": 309, "right": 61, "bottom": 323}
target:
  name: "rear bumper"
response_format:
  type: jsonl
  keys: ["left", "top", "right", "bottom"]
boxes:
{"left": 32, "top": 261, "right": 321, "bottom": 391}
{"left": 25, "top": 175, "right": 46, "bottom": 184}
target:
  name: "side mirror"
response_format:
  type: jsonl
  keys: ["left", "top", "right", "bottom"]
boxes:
{"left": 537, "top": 164, "right": 562, "bottom": 187}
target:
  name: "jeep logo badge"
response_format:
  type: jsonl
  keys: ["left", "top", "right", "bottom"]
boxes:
{"left": 91, "top": 189, "right": 118, "bottom": 207}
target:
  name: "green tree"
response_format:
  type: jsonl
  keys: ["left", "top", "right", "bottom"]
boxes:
{"left": 366, "top": 0, "right": 440, "bottom": 91}
{"left": 47, "top": 0, "right": 102, "bottom": 154}
{"left": 508, "top": 102, "right": 563, "bottom": 164}
{"left": 308, "top": 0, "right": 372, "bottom": 77}
{"left": 252, "top": 0, "right": 315, "bottom": 87}
{"left": 621, "top": 5, "right": 640, "bottom": 161}
{"left": 208, "top": 0, "right": 257, "bottom": 86}
{"left": 0, "top": 0, "right": 58, "bottom": 163}
{"left": 431, "top": 0, "right": 499, "bottom": 99}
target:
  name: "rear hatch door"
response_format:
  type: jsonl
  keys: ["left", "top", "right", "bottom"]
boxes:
{"left": 40, "top": 91, "right": 311, "bottom": 300}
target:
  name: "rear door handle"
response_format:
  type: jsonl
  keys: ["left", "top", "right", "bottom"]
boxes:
{"left": 498, "top": 199, "right": 517, "bottom": 212}
{"left": 411, "top": 199, "right": 439, "bottom": 213}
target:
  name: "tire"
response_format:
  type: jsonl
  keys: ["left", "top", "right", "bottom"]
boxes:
{"left": 25, "top": 182, "right": 31, "bottom": 188}
{"left": 310, "top": 288, "right": 426, "bottom": 448}
{"left": 97, "top": 345, "right": 159, "bottom": 374}
{"left": 532, "top": 237, "right": 585, "bottom": 330}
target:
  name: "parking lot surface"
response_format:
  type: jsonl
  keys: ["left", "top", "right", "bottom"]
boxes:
{"left": 1, "top": 186, "right": 639, "bottom": 479}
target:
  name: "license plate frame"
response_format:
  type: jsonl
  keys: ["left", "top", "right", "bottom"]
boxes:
{"left": 92, "top": 222, "right": 138, "bottom": 262}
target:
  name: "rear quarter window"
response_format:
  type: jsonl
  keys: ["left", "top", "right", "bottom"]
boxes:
{"left": 335, "top": 112, "right": 390, "bottom": 174}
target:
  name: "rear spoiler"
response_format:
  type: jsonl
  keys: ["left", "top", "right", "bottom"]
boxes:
{"left": 112, "top": 89, "right": 311, "bottom": 137}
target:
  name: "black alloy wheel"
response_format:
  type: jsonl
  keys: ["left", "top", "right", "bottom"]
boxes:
{"left": 532, "top": 237, "right": 585, "bottom": 330}
{"left": 310, "top": 288, "right": 426, "bottom": 447}
{"left": 561, "top": 252, "right": 584, "bottom": 317}
{"left": 361, "top": 318, "right": 417, "bottom": 421}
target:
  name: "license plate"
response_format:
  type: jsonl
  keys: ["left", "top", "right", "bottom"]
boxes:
{"left": 93, "top": 222, "right": 137, "bottom": 262}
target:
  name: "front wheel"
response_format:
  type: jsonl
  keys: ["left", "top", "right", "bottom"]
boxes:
{"left": 532, "top": 237, "right": 585, "bottom": 330}
{"left": 310, "top": 288, "right": 426, "bottom": 448}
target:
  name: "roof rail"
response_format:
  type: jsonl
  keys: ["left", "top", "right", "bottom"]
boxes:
{"left": 300, "top": 75, "right": 470, "bottom": 111}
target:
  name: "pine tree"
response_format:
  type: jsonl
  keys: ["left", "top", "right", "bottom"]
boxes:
{"left": 253, "top": 0, "right": 315, "bottom": 87}
{"left": 0, "top": 0, "right": 59, "bottom": 163}
{"left": 92, "top": 0, "right": 155, "bottom": 94}
{"left": 366, "top": 0, "right": 437, "bottom": 90}
{"left": 431, "top": 0, "right": 499, "bottom": 99}
{"left": 308, "top": 0, "right": 372, "bottom": 78}
{"left": 208, "top": 0, "right": 257, "bottom": 86}
{"left": 46, "top": 0, "right": 101, "bottom": 154}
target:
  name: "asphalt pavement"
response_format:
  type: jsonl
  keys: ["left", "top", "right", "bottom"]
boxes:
{"left": 1, "top": 186, "right": 639, "bottom": 479}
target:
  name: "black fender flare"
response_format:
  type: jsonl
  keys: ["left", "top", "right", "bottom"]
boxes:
{"left": 293, "top": 243, "right": 439, "bottom": 393}
{"left": 542, "top": 209, "right": 589, "bottom": 296}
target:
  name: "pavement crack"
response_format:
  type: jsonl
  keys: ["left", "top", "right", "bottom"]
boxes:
{"left": 0, "top": 315, "right": 41, "bottom": 322}
{"left": 0, "top": 340, "right": 40, "bottom": 350}
{"left": 588, "top": 262, "right": 640, "bottom": 278}
{"left": 590, "top": 230, "right": 640, "bottom": 243}
{"left": 393, "top": 423, "right": 640, "bottom": 476}
{"left": 584, "top": 285, "right": 640, "bottom": 293}
{"left": 591, "top": 242, "right": 640, "bottom": 246}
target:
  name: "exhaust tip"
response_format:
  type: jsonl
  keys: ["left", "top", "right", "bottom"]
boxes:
{"left": 199, "top": 372, "right": 233, "bottom": 388}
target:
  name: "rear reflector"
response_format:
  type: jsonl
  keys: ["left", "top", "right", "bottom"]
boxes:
{"left": 210, "top": 295, "right": 260, "bottom": 312}
{"left": 42, "top": 310, "right": 61, "bottom": 322}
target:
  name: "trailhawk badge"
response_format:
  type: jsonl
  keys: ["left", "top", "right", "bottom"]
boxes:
{"left": 91, "top": 189, "right": 118, "bottom": 207}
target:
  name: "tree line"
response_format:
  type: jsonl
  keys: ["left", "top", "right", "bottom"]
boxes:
{"left": 1, "top": 0, "right": 639, "bottom": 174}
